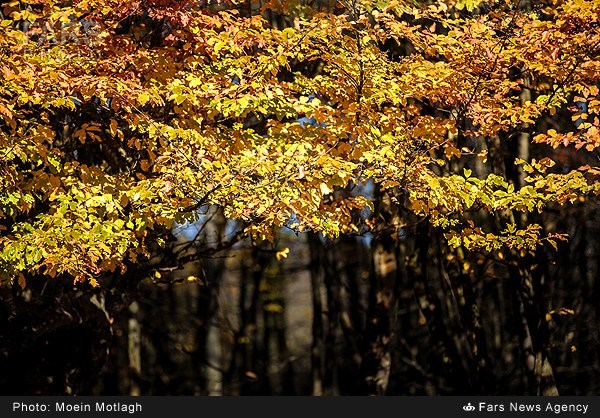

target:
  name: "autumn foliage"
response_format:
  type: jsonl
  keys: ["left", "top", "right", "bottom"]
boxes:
{"left": 1, "top": 0, "right": 600, "bottom": 395}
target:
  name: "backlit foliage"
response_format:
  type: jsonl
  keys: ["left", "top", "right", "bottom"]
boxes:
{"left": 1, "top": 0, "right": 599, "bottom": 286}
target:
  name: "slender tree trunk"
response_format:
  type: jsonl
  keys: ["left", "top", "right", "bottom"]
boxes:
{"left": 128, "top": 301, "right": 142, "bottom": 396}
{"left": 410, "top": 225, "right": 473, "bottom": 393}
{"left": 450, "top": 247, "right": 495, "bottom": 394}
{"left": 486, "top": 136, "right": 558, "bottom": 395}
{"left": 323, "top": 243, "right": 341, "bottom": 395}
{"left": 247, "top": 247, "right": 264, "bottom": 394}
{"left": 308, "top": 233, "right": 325, "bottom": 396}
{"left": 517, "top": 75, "right": 531, "bottom": 226}
{"left": 335, "top": 236, "right": 364, "bottom": 394}
{"left": 360, "top": 187, "right": 399, "bottom": 395}
{"left": 192, "top": 206, "right": 227, "bottom": 395}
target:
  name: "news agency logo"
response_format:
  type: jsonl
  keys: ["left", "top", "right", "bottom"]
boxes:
{"left": 463, "top": 403, "right": 475, "bottom": 412}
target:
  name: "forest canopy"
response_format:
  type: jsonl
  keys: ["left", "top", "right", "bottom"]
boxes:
{"left": 1, "top": 0, "right": 600, "bottom": 396}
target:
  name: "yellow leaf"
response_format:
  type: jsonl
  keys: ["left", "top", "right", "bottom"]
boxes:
{"left": 189, "top": 77, "right": 202, "bottom": 88}
{"left": 264, "top": 303, "right": 284, "bottom": 313}
{"left": 214, "top": 41, "right": 226, "bottom": 53}
{"left": 276, "top": 247, "right": 289, "bottom": 261}
{"left": 187, "top": 276, "right": 205, "bottom": 285}
{"left": 138, "top": 93, "right": 150, "bottom": 105}
{"left": 171, "top": 93, "right": 186, "bottom": 105}
{"left": 320, "top": 183, "right": 333, "bottom": 195}
{"left": 282, "top": 27, "right": 295, "bottom": 39}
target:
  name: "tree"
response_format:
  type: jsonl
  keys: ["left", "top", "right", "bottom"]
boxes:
{"left": 1, "top": 0, "right": 599, "bottom": 395}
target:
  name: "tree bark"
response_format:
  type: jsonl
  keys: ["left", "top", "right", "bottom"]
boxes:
{"left": 360, "top": 187, "right": 399, "bottom": 395}
{"left": 486, "top": 135, "right": 558, "bottom": 396}
{"left": 308, "top": 233, "right": 325, "bottom": 396}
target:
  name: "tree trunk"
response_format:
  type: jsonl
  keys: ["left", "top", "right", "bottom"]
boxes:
{"left": 486, "top": 135, "right": 558, "bottom": 396}
{"left": 127, "top": 301, "right": 142, "bottom": 396}
{"left": 360, "top": 187, "right": 399, "bottom": 395}
{"left": 308, "top": 233, "right": 325, "bottom": 396}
